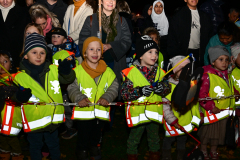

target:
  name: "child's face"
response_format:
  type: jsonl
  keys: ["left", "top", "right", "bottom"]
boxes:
{"left": 235, "top": 54, "right": 240, "bottom": 68}
{"left": 24, "top": 47, "right": 46, "bottom": 66}
{"left": 25, "top": 26, "right": 40, "bottom": 37}
{"left": 219, "top": 34, "right": 233, "bottom": 45}
{"left": 35, "top": 17, "right": 47, "bottom": 30}
{"left": 140, "top": 49, "right": 158, "bottom": 68}
{"left": 0, "top": 55, "right": 11, "bottom": 74}
{"left": 212, "top": 55, "right": 229, "bottom": 71}
{"left": 149, "top": 34, "right": 158, "bottom": 45}
{"left": 85, "top": 41, "right": 102, "bottom": 65}
{"left": 154, "top": 2, "right": 163, "bottom": 14}
{"left": 229, "top": 10, "right": 240, "bottom": 23}
{"left": 51, "top": 34, "right": 67, "bottom": 46}
{"left": 184, "top": 0, "right": 198, "bottom": 10}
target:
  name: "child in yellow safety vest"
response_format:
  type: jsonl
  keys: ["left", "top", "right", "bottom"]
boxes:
{"left": 230, "top": 43, "right": 240, "bottom": 147}
{"left": 162, "top": 56, "right": 201, "bottom": 160}
{"left": 198, "top": 45, "right": 234, "bottom": 160}
{"left": 11, "top": 33, "right": 76, "bottom": 160}
{"left": 0, "top": 50, "right": 23, "bottom": 160}
{"left": 67, "top": 37, "right": 118, "bottom": 160}
{"left": 121, "top": 35, "right": 171, "bottom": 160}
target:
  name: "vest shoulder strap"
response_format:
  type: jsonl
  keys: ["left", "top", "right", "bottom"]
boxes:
{"left": 122, "top": 66, "right": 134, "bottom": 77}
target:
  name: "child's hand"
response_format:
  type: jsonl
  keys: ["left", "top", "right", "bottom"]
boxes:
{"left": 58, "top": 59, "right": 72, "bottom": 75}
{"left": 97, "top": 98, "right": 109, "bottom": 107}
{"left": 139, "top": 86, "right": 154, "bottom": 97}
{"left": 212, "top": 107, "right": 221, "bottom": 114}
{"left": 174, "top": 123, "right": 180, "bottom": 129}
{"left": 78, "top": 98, "right": 91, "bottom": 107}
{"left": 16, "top": 88, "right": 32, "bottom": 103}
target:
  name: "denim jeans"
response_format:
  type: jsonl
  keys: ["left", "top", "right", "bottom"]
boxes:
{"left": 27, "top": 130, "right": 60, "bottom": 160}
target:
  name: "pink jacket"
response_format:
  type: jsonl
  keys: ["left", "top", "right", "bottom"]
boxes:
{"left": 199, "top": 65, "right": 229, "bottom": 112}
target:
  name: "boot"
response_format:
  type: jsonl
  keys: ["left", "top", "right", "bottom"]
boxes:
{"left": 127, "top": 154, "right": 138, "bottom": 160}
{"left": 177, "top": 149, "right": 186, "bottom": 160}
{"left": 162, "top": 149, "right": 172, "bottom": 160}
{"left": 0, "top": 152, "right": 10, "bottom": 160}
{"left": 148, "top": 151, "right": 160, "bottom": 160}
{"left": 89, "top": 147, "right": 101, "bottom": 160}
{"left": 11, "top": 154, "right": 24, "bottom": 160}
{"left": 76, "top": 150, "right": 88, "bottom": 160}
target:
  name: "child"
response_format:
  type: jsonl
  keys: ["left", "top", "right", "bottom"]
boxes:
{"left": 121, "top": 35, "right": 170, "bottom": 160}
{"left": 143, "top": 27, "right": 164, "bottom": 68}
{"left": 11, "top": 33, "right": 76, "bottom": 160}
{"left": 162, "top": 56, "right": 201, "bottom": 160}
{"left": 204, "top": 21, "right": 239, "bottom": 65}
{"left": 230, "top": 43, "right": 240, "bottom": 146}
{"left": 198, "top": 45, "right": 234, "bottom": 159}
{"left": 67, "top": 37, "right": 118, "bottom": 160}
{"left": 0, "top": 50, "right": 23, "bottom": 160}
{"left": 48, "top": 28, "right": 81, "bottom": 64}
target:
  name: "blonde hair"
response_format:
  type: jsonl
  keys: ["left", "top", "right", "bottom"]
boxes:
{"left": 20, "top": 23, "right": 44, "bottom": 57}
{"left": 29, "top": 4, "right": 61, "bottom": 28}
{"left": 117, "top": 1, "right": 131, "bottom": 14}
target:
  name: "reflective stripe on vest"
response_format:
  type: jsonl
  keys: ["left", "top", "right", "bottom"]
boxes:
{"left": 72, "top": 65, "right": 115, "bottom": 121}
{"left": 1, "top": 104, "right": 22, "bottom": 136}
{"left": 232, "top": 67, "right": 240, "bottom": 107}
{"left": 15, "top": 65, "right": 64, "bottom": 132}
{"left": 203, "top": 108, "right": 230, "bottom": 124}
{"left": 122, "top": 66, "right": 165, "bottom": 127}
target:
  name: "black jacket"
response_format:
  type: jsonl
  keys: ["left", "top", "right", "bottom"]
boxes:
{"left": 167, "top": 6, "right": 212, "bottom": 65}
{"left": 0, "top": 4, "right": 30, "bottom": 67}
{"left": 36, "top": 0, "right": 67, "bottom": 26}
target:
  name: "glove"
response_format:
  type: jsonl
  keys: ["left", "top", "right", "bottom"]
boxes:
{"left": 154, "top": 80, "right": 171, "bottom": 97}
{"left": 58, "top": 59, "right": 72, "bottom": 75}
{"left": 139, "top": 85, "right": 154, "bottom": 97}
{"left": 16, "top": 88, "right": 32, "bottom": 103}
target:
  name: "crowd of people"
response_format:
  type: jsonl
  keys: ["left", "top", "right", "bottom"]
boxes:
{"left": 0, "top": 0, "right": 240, "bottom": 159}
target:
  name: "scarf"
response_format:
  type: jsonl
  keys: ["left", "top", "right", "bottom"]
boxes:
{"left": 81, "top": 59, "right": 107, "bottom": 79}
{"left": 151, "top": 0, "right": 169, "bottom": 36}
{"left": 98, "top": 8, "right": 118, "bottom": 43}
{"left": 43, "top": 15, "right": 52, "bottom": 36}
{"left": 0, "top": 1, "right": 15, "bottom": 22}
{"left": 73, "top": 0, "right": 86, "bottom": 16}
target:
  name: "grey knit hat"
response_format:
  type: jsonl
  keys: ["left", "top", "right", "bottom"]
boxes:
{"left": 231, "top": 43, "right": 240, "bottom": 60}
{"left": 208, "top": 45, "right": 230, "bottom": 64}
{"left": 24, "top": 33, "right": 47, "bottom": 56}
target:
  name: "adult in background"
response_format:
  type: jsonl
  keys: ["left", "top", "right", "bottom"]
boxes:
{"left": 35, "top": 0, "right": 67, "bottom": 26}
{"left": 78, "top": 0, "right": 131, "bottom": 96}
{"left": 200, "top": 0, "right": 225, "bottom": 35}
{"left": 167, "top": 0, "right": 212, "bottom": 67}
{"left": 0, "top": 0, "right": 30, "bottom": 67}
{"left": 63, "top": 0, "right": 95, "bottom": 45}
{"left": 228, "top": 8, "right": 240, "bottom": 23}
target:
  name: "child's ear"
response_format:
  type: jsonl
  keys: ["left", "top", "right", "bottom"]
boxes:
{"left": 24, "top": 55, "right": 28, "bottom": 59}
{"left": 63, "top": 38, "right": 67, "bottom": 43}
{"left": 231, "top": 56, "right": 235, "bottom": 63}
{"left": 140, "top": 56, "right": 143, "bottom": 60}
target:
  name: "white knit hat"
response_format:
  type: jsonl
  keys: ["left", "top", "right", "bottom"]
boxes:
{"left": 231, "top": 43, "right": 240, "bottom": 60}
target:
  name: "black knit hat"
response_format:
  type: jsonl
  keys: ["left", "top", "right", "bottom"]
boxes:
{"left": 24, "top": 33, "right": 47, "bottom": 56}
{"left": 49, "top": 28, "right": 67, "bottom": 38}
{"left": 135, "top": 35, "right": 159, "bottom": 61}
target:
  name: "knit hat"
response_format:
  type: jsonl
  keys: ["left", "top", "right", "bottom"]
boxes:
{"left": 169, "top": 56, "right": 190, "bottom": 73}
{"left": 49, "top": 28, "right": 67, "bottom": 38}
{"left": 208, "top": 45, "right": 230, "bottom": 64}
{"left": 135, "top": 35, "right": 159, "bottom": 61}
{"left": 82, "top": 36, "right": 103, "bottom": 58}
{"left": 231, "top": 43, "right": 240, "bottom": 60}
{"left": 24, "top": 33, "right": 47, "bottom": 56}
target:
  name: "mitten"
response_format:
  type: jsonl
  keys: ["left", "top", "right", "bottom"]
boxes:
{"left": 58, "top": 59, "right": 72, "bottom": 75}
{"left": 139, "top": 85, "right": 154, "bottom": 97}
{"left": 16, "top": 88, "right": 32, "bottom": 103}
{"left": 154, "top": 80, "right": 171, "bottom": 97}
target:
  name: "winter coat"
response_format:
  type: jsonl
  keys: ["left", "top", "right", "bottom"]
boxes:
{"left": 0, "top": 4, "right": 30, "bottom": 67}
{"left": 119, "top": 12, "right": 134, "bottom": 41}
{"left": 36, "top": 0, "right": 68, "bottom": 26}
{"left": 67, "top": 74, "right": 119, "bottom": 104}
{"left": 199, "top": 65, "right": 229, "bottom": 111}
{"left": 78, "top": 13, "right": 132, "bottom": 97}
{"left": 204, "top": 34, "right": 233, "bottom": 65}
{"left": 167, "top": 6, "right": 212, "bottom": 66}
{"left": 200, "top": 0, "right": 225, "bottom": 35}
{"left": 63, "top": 2, "right": 93, "bottom": 44}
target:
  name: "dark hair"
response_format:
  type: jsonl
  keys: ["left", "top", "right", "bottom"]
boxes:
{"left": 217, "top": 21, "right": 238, "bottom": 36}
{"left": 86, "top": 0, "right": 97, "bottom": 13}
{"left": 230, "top": 8, "right": 240, "bottom": 14}
{"left": 143, "top": 27, "right": 160, "bottom": 49}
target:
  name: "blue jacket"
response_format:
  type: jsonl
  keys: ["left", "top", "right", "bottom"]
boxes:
{"left": 204, "top": 34, "right": 232, "bottom": 65}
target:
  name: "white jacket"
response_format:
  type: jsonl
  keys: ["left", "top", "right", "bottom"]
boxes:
{"left": 63, "top": 2, "right": 93, "bottom": 44}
